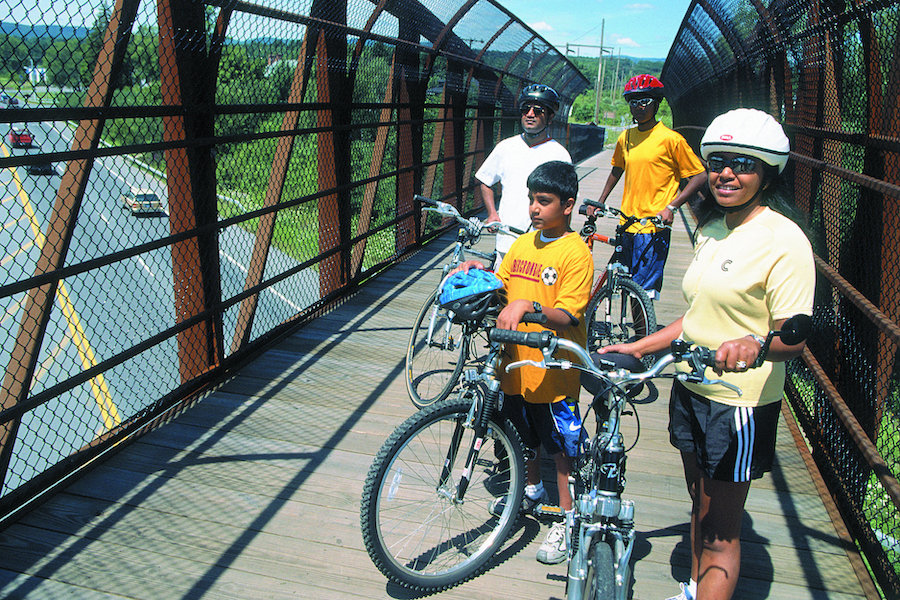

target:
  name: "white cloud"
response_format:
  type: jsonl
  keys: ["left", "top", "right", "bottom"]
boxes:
{"left": 614, "top": 36, "right": 641, "bottom": 48}
{"left": 529, "top": 21, "right": 554, "bottom": 32}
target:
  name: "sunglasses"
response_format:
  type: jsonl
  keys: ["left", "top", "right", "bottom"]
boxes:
{"left": 520, "top": 104, "right": 546, "bottom": 116}
{"left": 707, "top": 154, "right": 760, "bottom": 174}
{"left": 628, "top": 97, "right": 655, "bottom": 108}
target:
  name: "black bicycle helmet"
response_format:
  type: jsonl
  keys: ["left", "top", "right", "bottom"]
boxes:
{"left": 622, "top": 74, "right": 665, "bottom": 100}
{"left": 439, "top": 269, "right": 503, "bottom": 323}
{"left": 519, "top": 83, "right": 560, "bottom": 114}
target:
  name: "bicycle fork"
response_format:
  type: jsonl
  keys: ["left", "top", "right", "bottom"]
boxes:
{"left": 437, "top": 377, "right": 502, "bottom": 503}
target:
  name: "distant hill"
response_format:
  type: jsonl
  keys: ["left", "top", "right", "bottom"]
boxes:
{"left": 0, "top": 22, "right": 89, "bottom": 40}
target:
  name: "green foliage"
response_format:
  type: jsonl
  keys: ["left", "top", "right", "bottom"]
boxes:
{"left": 567, "top": 55, "right": 671, "bottom": 131}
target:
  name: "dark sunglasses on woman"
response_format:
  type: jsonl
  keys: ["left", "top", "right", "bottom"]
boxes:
{"left": 707, "top": 154, "right": 760, "bottom": 174}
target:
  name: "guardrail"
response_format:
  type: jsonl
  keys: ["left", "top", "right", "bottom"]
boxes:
{"left": 0, "top": 0, "right": 588, "bottom": 524}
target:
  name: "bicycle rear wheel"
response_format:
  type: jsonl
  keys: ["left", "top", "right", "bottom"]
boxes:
{"left": 406, "top": 290, "right": 467, "bottom": 408}
{"left": 585, "top": 277, "right": 656, "bottom": 356}
{"left": 360, "top": 398, "right": 526, "bottom": 591}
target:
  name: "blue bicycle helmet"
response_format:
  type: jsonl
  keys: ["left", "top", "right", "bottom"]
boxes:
{"left": 439, "top": 269, "right": 503, "bottom": 323}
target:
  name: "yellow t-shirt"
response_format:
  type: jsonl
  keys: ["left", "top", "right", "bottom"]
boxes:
{"left": 679, "top": 207, "right": 815, "bottom": 407}
{"left": 612, "top": 122, "right": 704, "bottom": 233}
{"left": 496, "top": 231, "right": 593, "bottom": 404}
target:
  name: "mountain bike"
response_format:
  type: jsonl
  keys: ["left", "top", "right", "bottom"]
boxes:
{"left": 512, "top": 314, "right": 811, "bottom": 600}
{"left": 405, "top": 195, "right": 521, "bottom": 409}
{"left": 578, "top": 200, "right": 671, "bottom": 358}
{"left": 361, "top": 312, "right": 545, "bottom": 592}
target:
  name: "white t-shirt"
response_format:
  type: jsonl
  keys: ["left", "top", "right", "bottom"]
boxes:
{"left": 475, "top": 134, "right": 572, "bottom": 254}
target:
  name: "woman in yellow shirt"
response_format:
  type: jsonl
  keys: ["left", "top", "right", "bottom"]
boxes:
{"left": 601, "top": 108, "right": 815, "bottom": 600}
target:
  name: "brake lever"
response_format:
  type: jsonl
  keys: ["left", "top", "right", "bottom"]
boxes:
{"left": 677, "top": 373, "right": 743, "bottom": 396}
{"left": 505, "top": 359, "right": 547, "bottom": 372}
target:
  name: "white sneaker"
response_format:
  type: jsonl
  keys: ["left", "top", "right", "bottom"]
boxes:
{"left": 488, "top": 488, "right": 549, "bottom": 517}
{"left": 536, "top": 520, "right": 567, "bottom": 564}
{"left": 665, "top": 582, "right": 693, "bottom": 600}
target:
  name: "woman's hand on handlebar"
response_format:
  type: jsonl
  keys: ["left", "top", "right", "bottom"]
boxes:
{"left": 597, "top": 341, "right": 643, "bottom": 359}
{"left": 712, "top": 337, "right": 761, "bottom": 374}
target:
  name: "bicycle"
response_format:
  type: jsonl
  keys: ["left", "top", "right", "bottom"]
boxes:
{"left": 362, "top": 289, "right": 810, "bottom": 595}
{"left": 578, "top": 200, "right": 671, "bottom": 357}
{"left": 361, "top": 310, "right": 546, "bottom": 592}
{"left": 405, "top": 194, "right": 521, "bottom": 409}
{"left": 504, "top": 313, "right": 811, "bottom": 599}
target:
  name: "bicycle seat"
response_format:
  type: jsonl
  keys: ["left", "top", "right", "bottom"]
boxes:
{"left": 581, "top": 352, "right": 645, "bottom": 396}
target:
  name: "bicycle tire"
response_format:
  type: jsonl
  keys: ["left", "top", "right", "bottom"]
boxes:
{"left": 582, "top": 538, "right": 615, "bottom": 600}
{"left": 360, "top": 398, "right": 526, "bottom": 591}
{"left": 406, "top": 290, "right": 467, "bottom": 408}
{"left": 585, "top": 277, "right": 656, "bottom": 360}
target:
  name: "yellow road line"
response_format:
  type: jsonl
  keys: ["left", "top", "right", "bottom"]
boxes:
{"left": 1, "top": 240, "right": 35, "bottom": 268}
{"left": 3, "top": 213, "right": 28, "bottom": 232}
{"left": 0, "top": 295, "right": 26, "bottom": 328}
{"left": 4, "top": 146, "right": 121, "bottom": 430}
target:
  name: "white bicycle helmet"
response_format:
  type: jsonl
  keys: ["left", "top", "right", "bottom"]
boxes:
{"left": 700, "top": 108, "right": 790, "bottom": 173}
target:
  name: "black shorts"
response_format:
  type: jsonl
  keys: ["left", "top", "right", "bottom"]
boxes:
{"left": 500, "top": 394, "right": 585, "bottom": 458}
{"left": 668, "top": 382, "right": 781, "bottom": 482}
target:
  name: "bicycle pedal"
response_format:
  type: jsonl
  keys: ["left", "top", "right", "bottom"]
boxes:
{"left": 533, "top": 503, "right": 565, "bottom": 518}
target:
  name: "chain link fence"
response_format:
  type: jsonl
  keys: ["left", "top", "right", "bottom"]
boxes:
{"left": 662, "top": 1, "right": 900, "bottom": 596}
{"left": 0, "top": 0, "right": 588, "bottom": 521}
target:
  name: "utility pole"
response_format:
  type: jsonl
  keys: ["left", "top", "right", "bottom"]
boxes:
{"left": 593, "top": 19, "right": 604, "bottom": 124}
{"left": 565, "top": 28, "right": 613, "bottom": 124}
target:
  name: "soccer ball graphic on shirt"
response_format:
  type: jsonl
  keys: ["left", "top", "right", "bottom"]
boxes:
{"left": 541, "top": 266, "right": 558, "bottom": 286}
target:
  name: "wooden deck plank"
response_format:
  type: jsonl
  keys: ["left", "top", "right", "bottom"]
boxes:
{"left": 0, "top": 151, "right": 871, "bottom": 599}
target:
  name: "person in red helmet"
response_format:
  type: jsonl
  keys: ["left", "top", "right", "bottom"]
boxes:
{"left": 594, "top": 74, "right": 707, "bottom": 300}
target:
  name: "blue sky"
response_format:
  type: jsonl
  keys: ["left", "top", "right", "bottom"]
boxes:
{"left": 497, "top": 0, "right": 695, "bottom": 60}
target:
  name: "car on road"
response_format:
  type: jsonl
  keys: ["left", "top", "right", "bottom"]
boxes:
{"left": 26, "top": 161, "right": 55, "bottom": 176}
{"left": 121, "top": 187, "right": 164, "bottom": 215}
{"left": 1, "top": 93, "right": 18, "bottom": 107}
{"left": 8, "top": 127, "right": 33, "bottom": 148}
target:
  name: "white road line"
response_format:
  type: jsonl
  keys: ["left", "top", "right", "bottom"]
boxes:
{"left": 136, "top": 256, "right": 154, "bottom": 277}
{"left": 219, "top": 249, "right": 302, "bottom": 312}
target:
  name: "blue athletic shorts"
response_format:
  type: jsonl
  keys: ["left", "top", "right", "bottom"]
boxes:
{"left": 668, "top": 382, "right": 781, "bottom": 482}
{"left": 618, "top": 229, "right": 671, "bottom": 300}
{"left": 501, "top": 394, "right": 586, "bottom": 458}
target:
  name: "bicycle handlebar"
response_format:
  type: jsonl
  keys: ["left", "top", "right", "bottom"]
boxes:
{"left": 489, "top": 313, "right": 812, "bottom": 395}
{"left": 416, "top": 194, "right": 523, "bottom": 238}
{"left": 578, "top": 201, "right": 671, "bottom": 230}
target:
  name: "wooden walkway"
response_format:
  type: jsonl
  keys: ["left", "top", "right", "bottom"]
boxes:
{"left": 0, "top": 152, "right": 874, "bottom": 600}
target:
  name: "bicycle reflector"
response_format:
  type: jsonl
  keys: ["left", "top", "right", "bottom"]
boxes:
{"left": 439, "top": 269, "right": 503, "bottom": 323}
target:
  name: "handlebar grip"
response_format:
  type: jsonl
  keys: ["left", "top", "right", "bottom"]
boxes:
{"left": 508, "top": 225, "right": 526, "bottom": 235}
{"left": 522, "top": 312, "right": 548, "bottom": 324}
{"left": 489, "top": 328, "right": 553, "bottom": 348}
{"left": 414, "top": 194, "right": 437, "bottom": 206}
{"left": 582, "top": 199, "right": 605, "bottom": 209}
{"left": 695, "top": 347, "right": 717, "bottom": 368}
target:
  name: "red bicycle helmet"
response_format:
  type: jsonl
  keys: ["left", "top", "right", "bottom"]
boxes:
{"left": 622, "top": 74, "right": 665, "bottom": 99}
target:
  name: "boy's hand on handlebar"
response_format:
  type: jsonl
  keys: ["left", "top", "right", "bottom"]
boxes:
{"left": 713, "top": 337, "right": 762, "bottom": 373}
{"left": 496, "top": 299, "right": 532, "bottom": 330}
{"left": 657, "top": 207, "right": 676, "bottom": 225}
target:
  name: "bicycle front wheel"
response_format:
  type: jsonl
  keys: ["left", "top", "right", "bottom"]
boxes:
{"left": 585, "top": 277, "right": 656, "bottom": 354}
{"left": 406, "top": 290, "right": 467, "bottom": 409}
{"left": 360, "top": 398, "right": 526, "bottom": 591}
{"left": 582, "top": 538, "right": 616, "bottom": 599}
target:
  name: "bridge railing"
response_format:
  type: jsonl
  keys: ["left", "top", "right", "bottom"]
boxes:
{"left": 662, "top": 1, "right": 900, "bottom": 596}
{"left": 0, "top": 0, "right": 588, "bottom": 523}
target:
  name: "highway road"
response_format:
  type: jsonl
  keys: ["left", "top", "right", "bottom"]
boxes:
{"left": 0, "top": 118, "right": 317, "bottom": 492}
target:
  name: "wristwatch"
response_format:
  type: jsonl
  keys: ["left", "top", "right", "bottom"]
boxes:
{"left": 532, "top": 301, "right": 543, "bottom": 314}
{"left": 749, "top": 334, "right": 767, "bottom": 368}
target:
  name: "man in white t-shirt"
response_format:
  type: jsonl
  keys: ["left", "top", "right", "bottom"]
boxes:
{"left": 475, "top": 84, "right": 572, "bottom": 266}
